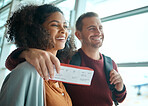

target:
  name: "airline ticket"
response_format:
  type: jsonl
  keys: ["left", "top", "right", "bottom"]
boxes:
{"left": 49, "top": 63, "right": 94, "bottom": 86}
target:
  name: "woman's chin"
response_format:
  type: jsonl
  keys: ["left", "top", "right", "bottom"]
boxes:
{"left": 57, "top": 46, "right": 65, "bottom": 50}
{"left": 54, "top": 43, "right": 65, "bottom": 50}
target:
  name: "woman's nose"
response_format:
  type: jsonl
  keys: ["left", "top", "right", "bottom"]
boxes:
{"left": 60, "top": 26, "right": 66, "bottom": 34}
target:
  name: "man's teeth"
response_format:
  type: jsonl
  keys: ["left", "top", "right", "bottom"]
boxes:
{"left": 92, "top": 38, "right": 102, "bottom": 41}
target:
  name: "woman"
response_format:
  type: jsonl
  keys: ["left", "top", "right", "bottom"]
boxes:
{"left": 0, "top": 4, "right": 74, "bottom": 106}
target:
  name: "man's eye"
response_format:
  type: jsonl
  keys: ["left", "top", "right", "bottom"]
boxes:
{"left": 89, "top": 28, "right": 96, "bottom": 31}
{"left": 64, "top": 25, "right": 68, "bottom": 29}
{"left": 100, "top": 27, "right": 103, "bottom": 30}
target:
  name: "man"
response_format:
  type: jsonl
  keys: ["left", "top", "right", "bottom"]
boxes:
{"left": 5, "top": 12, "right": 126, "bottom": 105}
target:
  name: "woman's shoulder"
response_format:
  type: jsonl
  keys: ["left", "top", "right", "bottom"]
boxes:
{"left": 14, "top": 62, "right": 34, "bottom": 71}
{"left": 11, "top": 62, "right": 39, "bottom": 78}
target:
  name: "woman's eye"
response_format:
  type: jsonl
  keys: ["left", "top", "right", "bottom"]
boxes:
{"left": 51, "top": 24, "right": 58, "bottom": 27}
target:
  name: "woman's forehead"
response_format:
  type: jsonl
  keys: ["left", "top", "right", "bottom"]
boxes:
{"left": 46, "top": 12, "right": 66, "bottom": 23}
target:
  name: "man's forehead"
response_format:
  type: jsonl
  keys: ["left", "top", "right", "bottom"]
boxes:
{"left": 82, "top": 17, "right": 101, "bottom": 26}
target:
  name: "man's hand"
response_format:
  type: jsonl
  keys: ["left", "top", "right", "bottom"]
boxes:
{"left": 109, "top": 69, "right": 124, "bottom": 91}
{"left": 19, "top": 48, "right": 61, "bottom": 80}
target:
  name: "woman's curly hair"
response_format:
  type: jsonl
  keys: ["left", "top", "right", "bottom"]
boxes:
{"left": 6, "top": 4, "right": 76, "bottom": 60}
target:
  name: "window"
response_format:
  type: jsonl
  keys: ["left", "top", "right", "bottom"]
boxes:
{"left": 86, "top": 0, "right": 148, "bottom": 18}
{"left": 101, "top": 13, "right": 148, "bottom": 63}
{"left": 42, "top": 0, "right": 76, "bottom": 23}
{"left": 0, "top": 0, "right": 11, "bottom": 8}
{"left": 0, "top": 7, "right": 10, "bottom": 56}
{"left": 56, "top": 0, "right": 75, "bottom": 22}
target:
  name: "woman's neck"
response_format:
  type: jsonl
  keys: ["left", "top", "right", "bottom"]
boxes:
{"left": 47, "top": 49, "right": 57, "bottom": 56}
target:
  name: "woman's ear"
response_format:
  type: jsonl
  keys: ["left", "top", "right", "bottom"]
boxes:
{"left": 75, "top": 30, "right": 81, "bottom": 40}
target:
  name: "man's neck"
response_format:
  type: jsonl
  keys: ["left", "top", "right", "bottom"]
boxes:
{"left": 81, "top": 46, "right": 100, "bottom": 60}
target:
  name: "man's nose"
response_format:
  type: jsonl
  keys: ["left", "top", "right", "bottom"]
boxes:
{"left": 96, "top": 28, "right": 102, "bottom": 35}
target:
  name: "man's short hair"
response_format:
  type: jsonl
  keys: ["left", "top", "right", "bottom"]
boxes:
{"left": 76, "top": 12, "right": 98, "bottom": 31}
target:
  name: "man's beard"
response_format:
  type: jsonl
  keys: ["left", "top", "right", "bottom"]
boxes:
{"left": 91, "top": 42, "right": 102, "bottom": 48}
{"left": 82, "top": 39, "right": 103, "bottom": 48}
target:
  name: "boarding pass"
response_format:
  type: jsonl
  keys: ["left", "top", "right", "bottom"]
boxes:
{"left": 49, "top": 63, "right": 94, "bottom": 86}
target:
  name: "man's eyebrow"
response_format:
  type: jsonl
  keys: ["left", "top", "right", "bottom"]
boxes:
{"left": 48, "top": 20, "right": 67, "bottom": 24}
{"left": 87, "top": 25, "right": 103, "bottom": 29}
{"left": 87, "top": 25, "right": 96, "bottom": 29}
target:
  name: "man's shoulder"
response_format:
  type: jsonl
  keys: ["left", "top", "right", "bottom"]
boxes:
{"left": 102, "top": 54, "right": 111, "bottom": 58}
{"left": 101, "top": 54, "right": 115, "bottom": 61}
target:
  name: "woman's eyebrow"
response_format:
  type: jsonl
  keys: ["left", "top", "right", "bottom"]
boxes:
{"left": 48, "top": 20, "right": 67, "bottom": 24}
{"left": 48, "top": 20, "right": 59, "bottom": 24}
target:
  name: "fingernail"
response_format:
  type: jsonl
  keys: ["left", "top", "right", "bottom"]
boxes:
{"left": 50, "top": 76, "right": 53, "bottom": 79}
{"left": 45, "top": 77, "right": 48, "bottom": 80}
{"left": 41, "top": 75, "right": 44, "bottom": 78}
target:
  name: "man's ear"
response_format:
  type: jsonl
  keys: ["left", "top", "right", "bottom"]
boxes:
{"left": 75, "top": 30, "right": 81, "bottom": 40}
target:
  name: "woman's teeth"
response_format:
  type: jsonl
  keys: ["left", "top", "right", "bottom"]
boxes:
{"left": 56, "top": 37, "right": 65, "bottom": 40}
